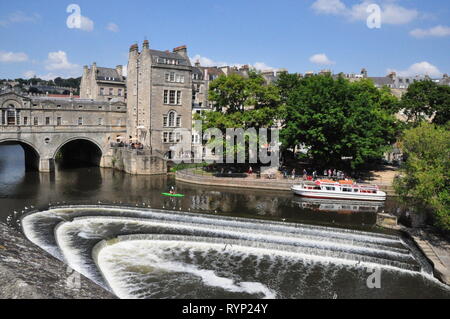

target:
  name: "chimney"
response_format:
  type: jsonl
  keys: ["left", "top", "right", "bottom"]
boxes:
{"left": 173, "top": 45, "right": 188, "bottom": 58}
{"left": 143, "top": 39, "right": 149, "bottom": 50}
{"left": 388, "top": 71, "right": 397, "bottom": 79}
{"left": 129, "top": 43, "right": 139, "bottom": 53}
{"left": 116, "top": 65, "right": 123, "bottom": 77}
{"left": 361, "top": 68, "right": 368, "bottom": 78}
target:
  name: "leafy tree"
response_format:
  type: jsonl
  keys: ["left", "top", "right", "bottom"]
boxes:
{"left": 208, "top": 71, "right": 280, "bottom": 113}
{"left": 394, "top": 122, "right": 450, "bottom": 231}
{"left": 281, "top": 75, "right": 399, "bottom": 170}
{"left": 401, "top": 80, "right": 450, "bottom": 125}
{"left": 275, "top": 72, "right": 302, "bottom": 105}
{"left": 209, "top": 73, "right": 249, "bottom": 113}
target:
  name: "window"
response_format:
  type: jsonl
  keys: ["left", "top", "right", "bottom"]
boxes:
{"left": 57, "top": 104, "right": 61, "bottom": 108}
{"left": 118, "top": 89, "right": 123, "bottom": 96}
{"left": 78, "top": 117, "right": 83, "bottom": 126}
{"left": 176, "top": 116, "right": 181, "bottom": 127}
{"left": 45, "top": 117, "right": 50, "bottom": 125}
{"left": 164, "top": 90, "right": 169, "bottom": 104}
{"left": 109, "top": 88, "right": 114, "bottom": 96}
{"left": 168, "top": 111, "right": 175, "bottom": 127}
{"left": 176, "top": 91, "right": 182, "bottom": 105}
{"left": 163, "top": 132, "right": 169, "bottom": 143}
{"left": 169, "top": 90, "right": 176, "bottom": 104}
{"left": 163, "top": 116, "right": 168, "bottom": 127}
{"left": 57, "top": 117, "right": 62, "bottom": 126}
{"left": 175, "top": 132, "right": 181, "bottom": 143}
{"left": 23, "top": 117, "right": 28, "bottom": 125}
{"left": 170, "top": 72, "right": 175, "bottom": 82}
{"left": 100, "top": 88, "right": 104, "bottom": 96}
{"left": 33, "top": 117, "right": 38, "bottom": 126}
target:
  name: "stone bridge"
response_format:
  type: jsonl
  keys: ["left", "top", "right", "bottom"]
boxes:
{"left": 0, "top": 92, "right": 127, "bottom": 172}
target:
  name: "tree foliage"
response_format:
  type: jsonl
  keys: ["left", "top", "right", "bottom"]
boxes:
{"left": 208, "top": 71, "right": 280, "bottom": 114}
{"left": 280, "top": 75, "right": 399, "bottom": 169}
{"left": 401, "top": 80, "right": 450, "bottom": 126}
{"left": 394, "top": 122, "right": 450, "bottom": 231}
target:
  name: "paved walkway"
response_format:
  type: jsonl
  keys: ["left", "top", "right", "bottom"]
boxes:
{"left": 407, "top": 228, "right": 450, "bottom": 285}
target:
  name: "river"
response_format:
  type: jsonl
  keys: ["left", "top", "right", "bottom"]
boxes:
{"left": 1, "top": 144, "right": 449, "bottom": 299}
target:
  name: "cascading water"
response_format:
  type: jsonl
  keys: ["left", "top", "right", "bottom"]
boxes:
{"left": 21, "top": 205, "right": 450, "bottom": 299}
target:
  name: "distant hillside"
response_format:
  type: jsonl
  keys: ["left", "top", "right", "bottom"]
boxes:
{"left": 0, "top": 77, "right": 81, "bottom": 95}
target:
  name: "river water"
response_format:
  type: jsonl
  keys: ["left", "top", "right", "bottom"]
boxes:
{"left": 1, "top": 145, "right": 449, "bottom": 299}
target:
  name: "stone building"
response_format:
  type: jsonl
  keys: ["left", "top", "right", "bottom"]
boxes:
{"left": 80, "top": 63, "right": 126, "bottom": 102}
{"left": 126, "top": 41, "right": 193, "bottom": 160}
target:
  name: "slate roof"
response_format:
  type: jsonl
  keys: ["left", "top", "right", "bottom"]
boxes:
{"left": 96, "top": 67, "right": 124, "bottom": 82}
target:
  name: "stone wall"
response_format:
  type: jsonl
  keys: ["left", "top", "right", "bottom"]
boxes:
{"left": 0, "top": 223, "right": 115, "bottom": 299}
{"left": 108, "top": 148, "right": 167, "bottom": 175}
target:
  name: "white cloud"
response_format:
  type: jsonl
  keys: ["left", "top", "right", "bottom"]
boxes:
{"left": 23, "top": 71, "right": 36, "bottom": 79}
{"left": 309, "top": 53, "right": 335, "bottom": 65}
{"left": 387, "top": 62, "right": 442, "bottom": 78}
{"left": 311, "top": 0, "right": 346, "bottom": 15}
{"left": 253, "top": 62, "right": 276, "bottom": 71}
{"left": 106, "top": 22, "right": 119, "bottom": 32}
{"left": 410, "top": 25, "right": 450, "bottom": 38}
{"left": 0, "top": 51, "right": 29, "bottom": 63}
{"left": 45, "top": 51, "right": 79, "bottom": 71}
{"left": 0, "top": 11, "right": 40, "bottom": 27}
{"left": 79, "top": 15, "right": 94, "bottom": 32}
{"left": 190, "top": 54, "right": 277, "bottom": 71}
{"left": 191, "top": 54, "right": 228, "bottom": 67}
{"left": 311, "top": 0, "right": 418, "bottom": 25}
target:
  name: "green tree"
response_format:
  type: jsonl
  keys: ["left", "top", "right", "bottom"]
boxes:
{"left": 401, "top": 80, "right": 450, "bottom": 126}
{"left": 281, "top": 75, "right": 399, "bottom": 170}
{"left": 394, "top": 122, "right": 450, "bottom": 231}
{"left": 208, "top": 71, "right": 280, "bottom": 113}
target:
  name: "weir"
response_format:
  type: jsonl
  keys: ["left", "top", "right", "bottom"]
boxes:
{"left": 20, "top": 205, "right": 444, "bottom": 299}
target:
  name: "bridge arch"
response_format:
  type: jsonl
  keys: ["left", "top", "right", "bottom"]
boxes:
{"left": 0, "top": 138, "right": 41, "bottom": 171}
{"left": 54, "top": 137, "right": 104, "bottom": 168}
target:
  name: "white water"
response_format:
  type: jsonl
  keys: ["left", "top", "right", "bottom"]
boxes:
{"left": 20, "top": 205, "right": 450, "bottom": 299}
{"left": 96, "top": 240, "right": 277, "bottom": 299}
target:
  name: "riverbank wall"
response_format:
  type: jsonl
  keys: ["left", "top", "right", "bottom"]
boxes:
{"left": 0, "top": 223, "right": 115, "bottom": 299}
{"left": 175, "top": 169, "right": 397, "bottom": 195}
{"left": 103, "top": 148, "right": 167, "bottom": 175}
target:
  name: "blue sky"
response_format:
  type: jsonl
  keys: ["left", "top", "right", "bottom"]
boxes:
{"left": 0, "top": 0, "right": 448, "bottom": 80}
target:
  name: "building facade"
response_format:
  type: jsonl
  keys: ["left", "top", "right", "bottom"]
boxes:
{"left": 126, "top": 41, "right": 193, "bottom": 159}
{"left": 80, "top": 63, "right": 126, "bottom": 102}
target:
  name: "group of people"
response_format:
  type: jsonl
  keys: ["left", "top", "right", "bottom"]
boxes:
{"left": 282, "top": 168, "right": 347, "bottom": 181}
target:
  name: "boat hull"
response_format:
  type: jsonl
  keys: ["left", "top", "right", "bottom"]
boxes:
{"left": 291, "top": 187, "right": 386, "bottom": 201}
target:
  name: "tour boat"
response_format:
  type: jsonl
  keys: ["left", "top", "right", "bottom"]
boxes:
{"left": 291, "top": 179, "right": 386, "bottom": 201}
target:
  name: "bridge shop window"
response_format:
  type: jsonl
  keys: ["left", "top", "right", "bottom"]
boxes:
{"left": 57, "top": 117, "right": 62, "bottom": 126}
{"left": 33, "top": 117, "right": 38, "bottom": 126}
{"left": 45, "top": 117, "right": 50, "bottom": 125}
{"left": 2, "top": 106, "right": 19, "bottom": 126}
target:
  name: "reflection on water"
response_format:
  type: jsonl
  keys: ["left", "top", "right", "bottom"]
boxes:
{"left": 0, "top": 144, "right": 384, "bottom": 229}
{"left": 3, "top": 144, "right": 450, "bottom": 299}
